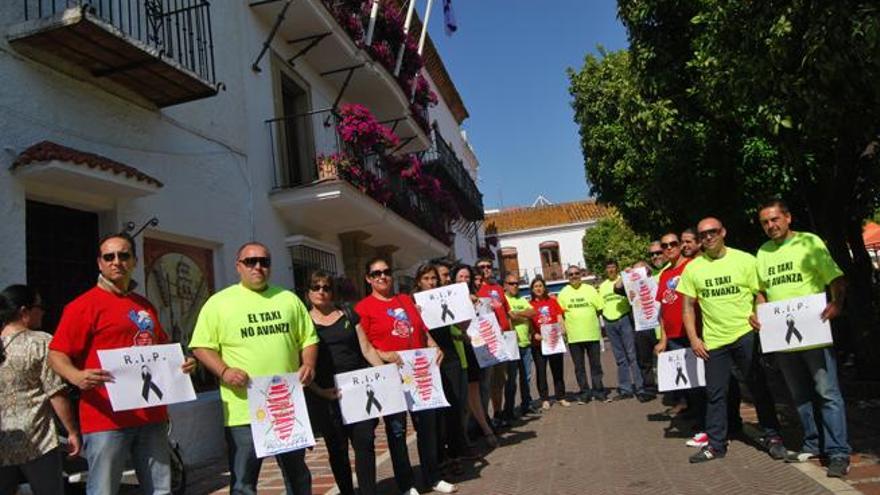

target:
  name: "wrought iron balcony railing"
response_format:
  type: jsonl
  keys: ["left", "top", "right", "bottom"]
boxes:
{"left": 422, "top": 126, "right": 484, "bottom": 221}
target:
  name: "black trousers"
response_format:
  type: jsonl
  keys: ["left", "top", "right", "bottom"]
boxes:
{"left": 308, "top": 397, "right": 378, "bottom": 495}
{"left": 438, "top": 358, "right": 467, "bottom": 460}
{"left": 634, "top": 329, "right": 658, "bottom": 394}
{"left": 384, "top": 410, "right": 440, "bottom": 491}
{"left": 534, "top": 348, "right": 565, "bottom": 401}
{"left": 0, "top": 449, "right": 64, "bottom": 495}
{"left": 569, "top": 341, "right": 606, "bottom": 399}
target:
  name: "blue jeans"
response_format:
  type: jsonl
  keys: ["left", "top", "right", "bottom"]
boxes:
{"left": 776, "top": 347, "right": 850, "bottom": 459}
{"left": 517, "top": 346, "right": 534, "bottom": 410}
{"left": 83, "top": 422, "right": 170, "bottom": 495}
{"left": 606, "top": 316, "right": 643, "bottom": 395}
{"left": 225, "top": 425, "right": 311, "bottom": 495}
{"left": 502, "top": 353, "right": 522, "bottom": 417}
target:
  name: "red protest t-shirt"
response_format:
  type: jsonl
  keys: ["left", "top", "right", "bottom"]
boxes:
{"left": 49, "top": 286, "right": 169, "bottom": 434}
{"left": 529, "top": 297, "right": 564, "bottom": 341}
{"left": 477, "top": 283, "right": 511, "bottom": 331}
{"left": 656, "top": 259, "right": 702, "bottom": 339}
{"left": 355, "top": 293, "right": 428, "bottom": 352}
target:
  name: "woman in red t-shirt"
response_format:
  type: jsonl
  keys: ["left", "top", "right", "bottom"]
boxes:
{"left": 529, "top": 278, "right": 570, "bottom": 409}
{"left": 354, "top": 257, "right": 455, "bottom": 495}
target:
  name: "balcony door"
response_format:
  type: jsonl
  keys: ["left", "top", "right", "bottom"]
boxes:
{"left": 539, "top": 241, "right": 562, "bottom": 281}
{"left": 279, "top": 73, "right": 314, "bottom": 187}
{"left": 500, "top": 247, "right": 520, "bottom": 281}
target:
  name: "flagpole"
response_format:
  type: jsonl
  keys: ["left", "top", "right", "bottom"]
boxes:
{"left": 418, "top": 0, "right": 435, "bottom": 55}
{"left": 394, "top": 0, "right": 419, "bottom": 76}
{"left": 365, "top": 0, "right": 381, "bottom": 46}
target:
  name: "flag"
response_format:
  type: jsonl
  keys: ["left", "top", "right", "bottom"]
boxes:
{"left": 443, "top": 0, "right": 457, "bottom": 36}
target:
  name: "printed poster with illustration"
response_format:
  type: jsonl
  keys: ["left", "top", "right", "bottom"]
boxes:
{"left": 622, "top": 267, "right": 661, "bottom": 331}
{"left": 658, "top": 348, "right": 705, "bottom": 392}
{"left": 398, "top": 348, "right": 450, "bottom": 411}
{"left": 335, "top": 364, "right": 407, "bottom": 425}
{"left": 757, "top": 293, "right": 832, "bottom": 353}
{"left": 502, "top": 331, "right": 520, "bottom": 362}
{"left": 247, "top": 374, "right": 315, "bottom": 458}
{"left": 98, "top": 343, "right": 197, "bottom": 412}
{"left": 413, "top": 283, "right": 476, "bottom": 329}
{"left": 540, "top": 323, "right": 567, "bottom": 355}
{"left": 466, "top": 312, "right": 508, "bottom": 368}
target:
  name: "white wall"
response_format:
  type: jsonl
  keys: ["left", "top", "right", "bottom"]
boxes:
{"left": 497, "top": 222, "right": 595, "bottom": 279}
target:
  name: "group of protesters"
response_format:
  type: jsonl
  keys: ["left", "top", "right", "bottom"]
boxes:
{"left": 0, "top": 198, "right": 852, "bottom": 495}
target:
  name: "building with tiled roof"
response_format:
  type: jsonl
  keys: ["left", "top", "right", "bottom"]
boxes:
{"left": 485, "top": 199, "right": 611, "bottom": 284}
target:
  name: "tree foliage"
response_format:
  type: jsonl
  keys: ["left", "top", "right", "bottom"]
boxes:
{"left": 582, "top": 212, "right": 650, "bottom": 274}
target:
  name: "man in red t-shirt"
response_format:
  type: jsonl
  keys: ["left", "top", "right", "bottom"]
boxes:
{"left": 475, "top": 258, "right": 513, "bottom": 428}
{"left": 49, "top": 233, "right": 196, "bottom": 495}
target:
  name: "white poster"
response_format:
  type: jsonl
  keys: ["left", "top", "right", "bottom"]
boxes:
{"left": 335, "top": 364, "right": 407, "bottom": 425}
{"left": 398, "top": 348, "right": 450, "bottom": 411}
{"left": 247, "top": 374, "right": 315, "bottom": 458}
{"left": 540, "top": 323, "right": 567, "bottom": 355}
{"left": 502, "top": 331, "right": 520, "bottom": 362}
{"left": 413, "top": 283, "right": 476, "bottom": 329}
{"left": 475, "top": 297, "right": 494, "bottom": 316}
{"left": 757, "top": 293, "right": 833, "bottom": 353}
{"left": 657, "top": 348, "right": 705, "bottom": 392}
{"left": 466, "top": 313, "right": 507, "bottom": 368}
{"left": 622, "top": 267, "right": 661, "bottom": 331}
{"left": 97, "top": 344, "right": 196, "bottom": 412}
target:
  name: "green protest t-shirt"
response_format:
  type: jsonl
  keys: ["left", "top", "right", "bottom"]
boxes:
{"left": 189, "top": 284, "right": 318, "bottom": 427}
{"left": 506, "top": 294, "right": 534, "bottom": 347}
{"left": 557, "top": 283, "right": 604, "bottom": 342}
{"left": 676, "top": 248, "right": 759, "bottom": 350}
{"left": 757, "top": 231, "right": 843, "bottom": 302}
{"left": 599, "top": 278, "right": 631, "bottom": 321}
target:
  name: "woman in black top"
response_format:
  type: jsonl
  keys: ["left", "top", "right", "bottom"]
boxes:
{"left": 306, "top": 271, "right": 384, "bottom": 495}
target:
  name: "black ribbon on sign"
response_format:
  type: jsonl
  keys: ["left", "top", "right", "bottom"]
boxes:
{"left": 440, "top": 303, "right": 455, "bottom": 322}
{"left": 365, "top": 384, "right": 382, "bottom": 414}
{"left": 675, "top": 365, "right": 688, "bottom": 386}
{"left": 141, "top": 365, "right": 164, "bottom": 402}
{"left": 785, "top": 317, "right": 803, "bottom": 344}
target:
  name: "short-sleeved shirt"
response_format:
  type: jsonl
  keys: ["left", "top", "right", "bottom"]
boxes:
{"left": 477, "top": 284, "right": 511, "bottom": 331}
{"left": 656, "top": 258, "right": 698, "bottom": 340}
{"left": 355, "top": 293, "right": 429, "bottom": 352}
{"left": 757, "top": 232, "right": 844, "bottom": 301}
{"left": 313, "top": 312, "right": 369, "bottom": 389}
{"left": 189, "top": 284, "right": 318, "bottom": 427}
{"left": 506, "top": 294, "right": 533, "bottom": 347}
{"left": 1, "top": 331, "right": 66, "bottom": 465}
{"left": 529, "top": 297, "right": 564, "bottom": 342}
{"left": 598, "top": 278, "right": 631, "bottom": 321}
{"left": 557, "top": 284, "right": 604, "bottom": 343}
{"left": 50, "top": 286, "right": 169, "bottom": 434}
{"left": 677, "top": 248, "right": 759, "bottom": 350}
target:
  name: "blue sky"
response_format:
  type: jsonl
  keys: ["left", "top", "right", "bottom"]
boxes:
{"left": 426, "top": 1, "right": 628, "bottom": 210}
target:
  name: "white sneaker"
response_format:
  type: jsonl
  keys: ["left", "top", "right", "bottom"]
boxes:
{"left": 404, "top": 488, "right": 420, "bottom": 495}
{"left": 432, "top": 480, "right": 458, "bottom": 493}
{"left": 542, "top": 400, "right": 551, "bottom": 410}
{"left": 558, "top": 399, "right": 572, "bottom": 407}
{"left": 686, "top": 432, "right": 708, "bottom": 448}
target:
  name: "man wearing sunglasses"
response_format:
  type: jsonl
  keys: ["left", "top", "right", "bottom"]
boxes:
{"left": 190, "top": 242, "right": 318, "bottom": 494}
{"left": 754, "top": 199, "right": 850, "bottom": 477}
{"left": 677, "top": 218, "right": 785, "bottom": 464}
{"left": 49, "top": 233, "right": 197, "bottom": 495}
{"left": 558, "top": 266, "right": 606, "bottom": 403}
{"left": 474, "top": 258, "right": 513, "bottom": 429}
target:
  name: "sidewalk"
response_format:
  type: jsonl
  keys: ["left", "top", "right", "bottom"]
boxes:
{"left": 181, "top": 341, "right": 878, "bottom": 494}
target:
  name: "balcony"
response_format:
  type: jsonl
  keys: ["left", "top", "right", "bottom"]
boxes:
{"left": 8, "top": 0, "right": 219, "bottom": 108}
{"left": 422, "top": 126, "right": 484, "bottom": 221}
{"left": 265, "top": 110, "right": 449, "bottom": 267}
{"left": 249, "top": 0, "right": 430, "bottom": 153}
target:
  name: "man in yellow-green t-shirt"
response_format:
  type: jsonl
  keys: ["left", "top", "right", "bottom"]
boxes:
{"left": 599, "top": 260, "right": 644, "bottom": 400}
{"left": 677, "top": 217, "right": 784, "bottom": 464}
{"left": 504, "top": 274, "right": 538, "bottom": 416}
{"left": 558, "top": 266, "right": 607, "bottom": 402}
{"left": 190, "top": 242, "right": 318, "bottom": 494}
{"left": 756, "top": 200, "right": 850, "bottom": 477}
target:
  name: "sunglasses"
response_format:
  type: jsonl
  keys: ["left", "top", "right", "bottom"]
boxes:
{"left": 369, "top": 268, "right": 393, "bottom": 278}
{"left": 101, "top": 251, "right": 132, "bottom": 262}
{"left": 309, "top": 284, "right": 331, "bottom": 293}
{"left": 476, "top": 264, "right": 492, "bottom": 270}
{"left": 239, "top": 257, "right": 271, "bottom": 268}
{"left": 661, "top": 241, "right": 679, "bottom": 249}
{"left": 649, "top": 251, "right": 664, "bottom": 257}
{"left": 504, "top": 281, "right": 518, "bottom": 286}
{"left": 566, "top": 272, "right": 581, "bottom": 278}
{"left": 698, "top": 228, "right": 721, "bottom": 240}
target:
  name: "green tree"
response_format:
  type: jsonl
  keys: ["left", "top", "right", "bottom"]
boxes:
{"left": 583, "top": 212, "right": 650, "bottom": 274}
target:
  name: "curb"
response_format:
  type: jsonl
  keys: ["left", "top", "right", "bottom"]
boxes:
{"left": 323, "top": 431, "right": 419, "bottom": 495}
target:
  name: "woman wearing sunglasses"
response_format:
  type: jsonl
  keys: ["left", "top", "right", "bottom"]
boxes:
{"left": 0, "top": 285, "right": 80, "bottom": 495}
{"left": 355, "top": 258, "right": 457, "bottom": 495}
{"left": 529, "top": 278, "right": 570, "bottom": 410}
{"left": 305, "top": 271, "right": 384, "bottom": 495}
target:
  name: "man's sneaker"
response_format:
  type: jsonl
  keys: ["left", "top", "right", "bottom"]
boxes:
{"left": 785, "top": 451, "right": 817, "bottom": 463}
{"left": 432, "top": 480, "right": 458, "bottom": 493}
{"left": 577, "top": 394, "right": 591, "bottom": 405}
{"left": 827, "top": 456, "right": 850, "bottom": 478}
{"left": 404, "top": 488, "right": 420, "bottom": 495}
{"left": 541, "top": 400, "right": 551, "bottom": 410}
{"left": 613, "top": 393, "right": 634, "bottom": 401}
{"left": 637, "top": 393, "right": 656, "bottom": 403}
{"left": 558, "top": 399, "right": 572, "bottom": 407}
{"left": 689, "top": 446, "right": 725, "bottom": 464}
{"left": 686, "top": 432, "right": 709, "bottom": 448}
{"left": 762, "top": 436, "right": 787, "bottom": 460}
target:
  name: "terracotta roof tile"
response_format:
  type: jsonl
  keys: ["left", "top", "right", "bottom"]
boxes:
{"left": 11, "top": 141, "right": 163, "bottom": 188}
{"left": 485, "top": 200, "right": 610, "bottom": 234}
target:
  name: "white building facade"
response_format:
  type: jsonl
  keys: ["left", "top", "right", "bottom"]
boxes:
{"left": 0, "top": 0, "right": 482, "bottom": 464}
